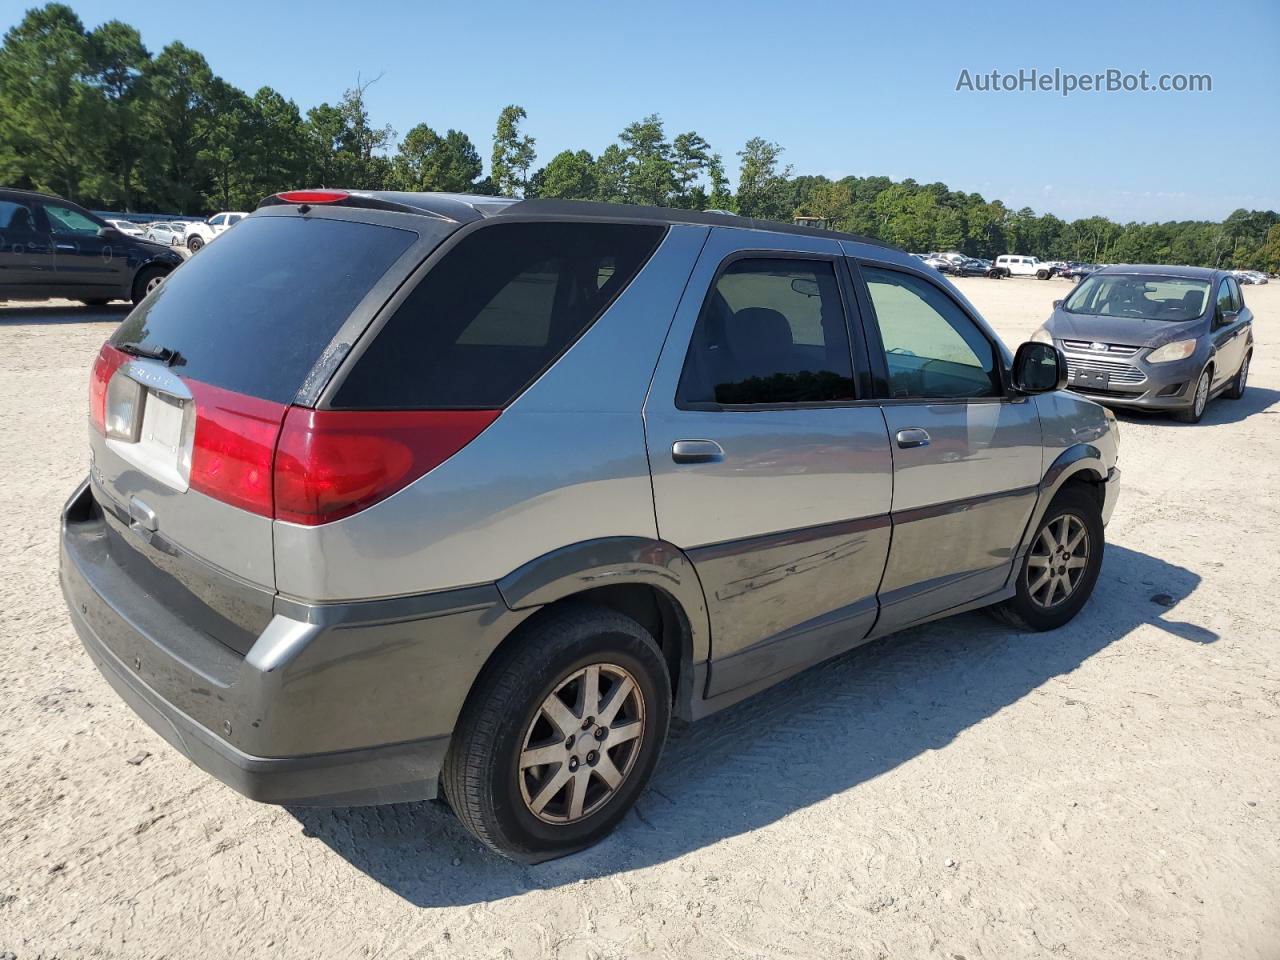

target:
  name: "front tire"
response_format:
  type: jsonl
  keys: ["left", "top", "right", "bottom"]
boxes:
{"left": 1174, "top": 366, "right": 1212, "bottom": 423}
{"left": 1224, "top": 352, "right": 1249, "bottom": 400}
{"left": 187, "top": 234, "right": 204, "bottom": 252}
{"left": 131, "top": 265, "right": 170, "bottom": 304}
{"left": 442, "top": 605, "right": 671, "bottom": 863}
{"left": 990, "top": 485, "right": 1104, "bottom": 631}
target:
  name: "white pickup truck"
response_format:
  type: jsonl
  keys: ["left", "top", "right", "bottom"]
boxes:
{"left": 994, "top": 254, "right": 1058, "bottom": 279}
{"left": 184, "top": 211, "right": 248, "bottom": 252}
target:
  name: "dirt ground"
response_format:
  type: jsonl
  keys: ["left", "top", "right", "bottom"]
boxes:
{"left": 1, "top": 276, "right": 1277, "bottom": 960}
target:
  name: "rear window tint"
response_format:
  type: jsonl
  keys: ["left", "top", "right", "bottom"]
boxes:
{"left": 111, "top": 216, "right": 418, "bottom": 404}
{"left": 331, "top": 221, "right": 666, "bottom": 409}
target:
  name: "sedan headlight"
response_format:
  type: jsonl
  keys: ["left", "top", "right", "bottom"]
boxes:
{"left": 1146, "top": 339, "right": 1197, "bottom": 363}
{"left": 1030, "top": 326, "right": 1054, "bottom": 345}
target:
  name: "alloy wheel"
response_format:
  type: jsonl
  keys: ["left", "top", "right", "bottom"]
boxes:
{"left": 518, "top": 662, "right": 646, "bottom": 824}
{"left": 145, "top": 273, "right": 166, "bottom": 295}
{"left": 1193, "top": 371, "right": 1209, "bottom": 417}
{"left": 1027, "top": 512, "right": 1090, "bottom": 609}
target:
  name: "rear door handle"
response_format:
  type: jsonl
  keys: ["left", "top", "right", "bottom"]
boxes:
{"left": 672, "top": 439, "right": 725, "bottom": 464}
{"left": 895, "top": 428, "right": 930, "bottom": 449}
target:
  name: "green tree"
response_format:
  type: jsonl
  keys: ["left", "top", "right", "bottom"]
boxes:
{"left": 671, "top": 131, "right": 711, "bottom": 208}
{"left": 619, "top": 114, "right": 675, "bottom": 205}
{"left": 594, "top": 144, "right": 629, "bottom": 203}
{"left": 491, "top": 104, "right": 535, "bottom": 197}
{"left": 735, "top": 137, "right": 791, "bottom": 220}
{"left": 140, "top": 41, "right": 217, "bottom": 212}
{"left": 536, "top": 149, "right": 597, "bottom": 199}
{"left": 394, "top": 124, "right": 481, "bottom": 192}
{"left": 0, "top": 4, "right": 95, "bottom": 200}
{"left": 84, "top": 20, "right": 150, "bottom": 209}
{"left": 705, "top": 153, "right": 733, "bottom": 211}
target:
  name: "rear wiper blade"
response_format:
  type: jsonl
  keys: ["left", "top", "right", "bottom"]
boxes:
{"left": 117, "top": 342, "right": 185, "bottom": 366}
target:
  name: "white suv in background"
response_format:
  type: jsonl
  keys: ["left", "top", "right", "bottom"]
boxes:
{"left": 994, "top": 254, "right": 1058, "bottom": 279}
{"left": 185, "top": 211, "right": 248, "bottom": 251}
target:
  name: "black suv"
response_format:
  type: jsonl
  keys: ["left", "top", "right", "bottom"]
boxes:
{"left": 0, "top": 188, "right": 182, "bottom": 305}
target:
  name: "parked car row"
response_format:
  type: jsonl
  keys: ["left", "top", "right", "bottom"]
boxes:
{"left": 1233, "top": 269, "right": 1269, "bottom": 285}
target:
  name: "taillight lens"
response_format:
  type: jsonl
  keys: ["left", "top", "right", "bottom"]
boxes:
{"left": 89, "top": 343, "right": 128, "bottom": 433}
{"left": 273, "top": 408, "right": 499, "bottom": 525}
{"left": 187, "top": 382, "right": 287, "bottom": 516}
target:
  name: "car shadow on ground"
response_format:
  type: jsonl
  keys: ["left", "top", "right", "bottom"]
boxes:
{"left": 0, "top": 303, "right": 131, "bottom": 325}
{"left": 291, "top": 544, "right": 1215, "bottom": 906}
{"left": 1112, "top": 386, "right": 1280, "bottom": 428}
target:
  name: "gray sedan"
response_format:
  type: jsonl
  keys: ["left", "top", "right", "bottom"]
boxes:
{"left": 1032, "top": 265, "right": 1253, "bottom": 422}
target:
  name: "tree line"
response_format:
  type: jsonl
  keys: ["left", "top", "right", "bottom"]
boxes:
{"left": 2, "top": 3, "right": 1277, "bottom": 271}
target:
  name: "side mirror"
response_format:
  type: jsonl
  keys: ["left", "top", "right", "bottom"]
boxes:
{"left": 1012, "top": 341, "right": 1066, "bottom": 393}
{"left": 96, "top": 226, "right": 119, "bottom": 239}
{"left": 1052, "top": 299, "right": 1063, "bottom": 309}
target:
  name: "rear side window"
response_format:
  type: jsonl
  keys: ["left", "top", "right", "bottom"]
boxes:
{"left": 332, "top": 221, "right": 666, "bottom": 409}
{"left": 676, "top": 258, "right": 856, "bottom": 406}
{"left": 112, "top": 215, "right": 418, "bottom": 404}
{"left": 0, "top": 198, "right": 39, "bottom": 236}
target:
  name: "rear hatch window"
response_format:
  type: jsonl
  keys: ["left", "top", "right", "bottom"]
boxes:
{"left": 111, "top": 215, "right": 420, "bottom": 403}
{"left": 330, "top": 221, "right": 666, "bottom": 409}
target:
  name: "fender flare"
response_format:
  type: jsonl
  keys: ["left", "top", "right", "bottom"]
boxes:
{"left": 495, "top": 536, "right": 712, "bottom": 669}
{"left": 1013, "top": 443, "right": 1107, "bottom": 566}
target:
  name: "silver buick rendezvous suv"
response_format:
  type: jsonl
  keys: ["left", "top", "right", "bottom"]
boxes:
{"left": 61, "top": 191, "right": 1121, "bottom": 861}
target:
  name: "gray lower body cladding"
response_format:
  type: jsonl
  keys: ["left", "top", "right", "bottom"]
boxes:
{"left": 60, "top": 480, "right": 529, "bottom": 806}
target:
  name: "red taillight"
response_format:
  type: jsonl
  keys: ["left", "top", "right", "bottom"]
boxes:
{"left": 275, "top": 189, "right": 349, "bottom": 204}
{"left": 187, "top": 382, "right": 287, "bottom": 517}
{"left": 89, "top": 343, "right": 128, "bottom": 433}
{"left": 273, "top": 408, "right": 499, "bottom": 526}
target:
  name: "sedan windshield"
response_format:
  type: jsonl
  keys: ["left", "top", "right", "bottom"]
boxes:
{"left": 1063, "top": 274, "right": 1210, "bottom": 321}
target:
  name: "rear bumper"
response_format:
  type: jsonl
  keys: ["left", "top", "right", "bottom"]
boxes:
{"left": 68, "top": 604, "right": 448, "bottom": 805}
{"left": 60, "top": 479, "right": 524, "bottom": 806}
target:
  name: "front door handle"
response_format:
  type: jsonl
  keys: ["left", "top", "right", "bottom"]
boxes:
{"left": 895, "top": 428, "right": 930, "bottom": 449}
{"left": 672, "top": 439, "right": 725, "bottom": 464}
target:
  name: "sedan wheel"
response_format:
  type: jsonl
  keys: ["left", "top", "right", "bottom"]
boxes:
{"left": 1226, "top": 353, "right": 1249, "bottom": 400}
{"left": 1176, "top": 369, "right": 1211, "bottom": 423}
{"left": 145, "top": 272, "right": 166, "bottom": 295}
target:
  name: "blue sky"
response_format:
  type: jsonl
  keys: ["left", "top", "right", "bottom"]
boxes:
{"left": 7, "top": 0, "right": 1278, "bottom": 222}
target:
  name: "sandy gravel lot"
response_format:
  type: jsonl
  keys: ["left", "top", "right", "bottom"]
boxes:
{"left": 1, "top": 277, "right": 1278, "bottom": 960}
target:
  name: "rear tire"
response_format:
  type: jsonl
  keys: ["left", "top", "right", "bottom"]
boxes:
{"left": 1174, "top": 366, "right": 1212, "bottom": 423}
{"left": 131, "top": 265, "right": 170, "bottom": 304}
{"left": 990, "top": 485, "right": 1104, "bottom": 631}
{"left": 1224, "top": 352, "right": 1249, "bottom": 400}
{"left": 187, "top": 235, "right": 204, "bottom": 252}
{"left": 442, "top": 605, "right": 671, "bottom": 863}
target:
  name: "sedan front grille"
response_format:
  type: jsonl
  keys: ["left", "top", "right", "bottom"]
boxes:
{"left": 1064, "top": 355, "right": 1146, "bottom": 385}
{"left": 1061, "top": 340, "right": 1141, "bottom": 357}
